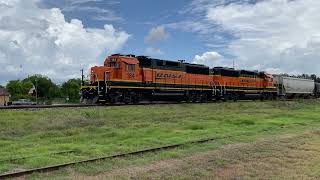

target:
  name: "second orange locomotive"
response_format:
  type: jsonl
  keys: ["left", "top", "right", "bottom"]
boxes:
{"left": 81, "top": 54, "right": 276, "bottom": 104}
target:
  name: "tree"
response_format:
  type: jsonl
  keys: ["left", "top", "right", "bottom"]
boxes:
{"left": 6, "top": 80, "right": 31, "bottom": 100}
{"left": 311, "top": 74, "right": 317, "bottom": 81}
{"left": 6, "top": 75, "right": 61, "bottom": 100}
{"left": 22, "top": 75, "right": 60, "bottom": 99}
{"left": 6, "top": 80, "right": 22, "bottom": 98}
{"left": 61, "top": 79, "right": 82, "bottom": 102}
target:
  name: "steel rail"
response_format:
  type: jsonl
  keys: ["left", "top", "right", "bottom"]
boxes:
{"left": 0, "top": 104, "right": 102, "bottom": 110}
{"left": 0, "top": 150, "right": 77, "bottom": 163}
{"left": 0, "top": 99, "right": 302, "bottom": 110}
{"left": 0, "top": 101, "right": 216, "bottom": 110}
{"left": 0, "top": 135, "right": 233, "bottom": 179}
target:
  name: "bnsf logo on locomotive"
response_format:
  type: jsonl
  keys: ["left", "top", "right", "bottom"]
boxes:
{"left": 156, "top": 72, "right": 182, "bottom": 79}
{"left": 240, "top": 79, "right": 256, "bottom": 84}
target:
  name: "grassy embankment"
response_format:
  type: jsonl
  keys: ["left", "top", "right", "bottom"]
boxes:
{"left": 0, "top": 100, "right": 320, "bottom": 179}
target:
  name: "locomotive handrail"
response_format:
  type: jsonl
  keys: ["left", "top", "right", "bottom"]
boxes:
{"left": 93, "top": 74, "right": 100, "bottom": 95}
{"left": 104, "top": 71, "right": 110, "bottom": 93}
{"left": 217, "top": 81, "right": 223, "bottom": 96}
{"left": 210, "top": 81, "right": 217, "bottom": 96}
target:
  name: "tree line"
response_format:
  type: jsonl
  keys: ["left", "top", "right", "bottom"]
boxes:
{"left": 279, "top": 73, "right": 320, "bottom": 82}
{"left": 5, "top": 75, "right": 82, "bottom": 103}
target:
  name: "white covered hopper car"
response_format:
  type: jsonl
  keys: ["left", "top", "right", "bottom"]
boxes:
{"left": 273, "top": 75, "right": 314, "bottom": 98}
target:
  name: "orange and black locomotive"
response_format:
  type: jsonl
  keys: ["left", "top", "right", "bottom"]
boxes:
{"left": 80, "top": 54, "right": 277, "bottom": 104}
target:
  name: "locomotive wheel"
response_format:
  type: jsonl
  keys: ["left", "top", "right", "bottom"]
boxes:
{"left": 192, "top": 94, "right": 198, "bottom": 103}
{"left": 92, "top": 96, "right": 99, "bottom": 104}
{"left": 110, "top": 97, "right": 118, "bottom": 104}
{"left": 200, "top": 93, "right": 208, "bottom": 102}
{"left": 124, "top": 96, "right": 131, "bottom": 104}
{"left": 185, "top": 91, "right": 191, "bottom": 103}
{"left": 222, "top": 94, "right": 231, "bottom": 102}
{"left": 187, "top": 92, "right": 196, "bottom": 102}
{"left": 267, "top": 94, "right": 274, "bottom": 100}
{"left": 260, "top": 94, "right": 266, "bottom": 101}
{"left": 196, "top": 93, "right": 202, "bottom": 102}
{"left": 132, "top": 93, "right": 141, "bottom": 104}
{"left": 121, "top": 92, "right": 130, "bottom": 104}
{"left": 82, "top": 98, "right": 88, "bottom": 104}
{"left": 87, "top": 99, "right": 93, "bottom": 104}
{"left": 233, "top": 94, "right": 239, "bottom": 102}
{"left": 123, "top": 92, "right": 138, "bottom": 104}
{"left": 186, "top": 94, "right": 192, "bottom": 103}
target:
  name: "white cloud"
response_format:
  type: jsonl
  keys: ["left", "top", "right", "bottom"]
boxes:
{"left": 67, "top": 0, "right": 120, "bottom": 6}
{"left": 68, "top": 0, "right": 103, "bottom": 5}
{"left": 0, "top": 0, "right": 130, "bottom": 84}
{"left": 144, "top": 26, "right": 169, "bottom": 44}
{"left": 62, "top": 6, "right": 110, "bottom": 13}
{"left": 144, "top": 47, "right": 164, "bottom": 56}
{"left": 193, "top": 51, "right": 227, "bottom": 67}
{"left": 60, "top": 2, "right": 123, "bottom": 22}
{"left": 92, "top": 14, "right": 123, "bottom": 22}
{"left": 204, "top": 0, "right": 320, "bottom": 74}
{"left": 166, "top": 21, "right": 217, "bottom": 35}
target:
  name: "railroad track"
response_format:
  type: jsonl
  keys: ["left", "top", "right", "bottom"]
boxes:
{"left": 0, "top": 101, "right": 216, "bottom": 110}
{"left": 0, "top": 134, "right": 237, "bottom": 179}
{"left": 0, "top": 104, "right": 101, "bottom": 110}
{"left": 0, "top": 99, "right": 288, "bottom": 110}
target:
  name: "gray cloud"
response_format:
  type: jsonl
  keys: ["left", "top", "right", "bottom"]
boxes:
{"left": 144, "top": 47, "right": 164, "bottom": 56}
{"left": 144, "top": 26, "right": 169, "bottom": 44}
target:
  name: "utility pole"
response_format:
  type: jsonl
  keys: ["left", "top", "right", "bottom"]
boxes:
{"left": 81, "top": 69, "right": 84, "bottom": 86}
{"left": 35, "top": 78, "right": 38, "bottom": 105}
{"left": 233, "top": 60, "right": 235, "bottom": 69}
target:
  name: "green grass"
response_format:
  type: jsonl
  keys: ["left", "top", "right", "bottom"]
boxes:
{"left": 0, "top": 100, "right": 320, "bottom": 176}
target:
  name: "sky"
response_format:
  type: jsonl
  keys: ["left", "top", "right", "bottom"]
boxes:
{"left": 0, "top": 0, "right": 320, "bottom": 84}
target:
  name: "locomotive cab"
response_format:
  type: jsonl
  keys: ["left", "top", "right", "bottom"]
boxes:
{"left": 90, "top": 54, "right": 140, "bottom": 85}
{"left": 103, "top": 54, "right": 140, "bottom": 80}
{"left": 81, "top": 54, "right": 141, "bottom": 104}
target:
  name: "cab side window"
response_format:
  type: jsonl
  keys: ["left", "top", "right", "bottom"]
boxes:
{"left": 127, "top": 64, "right": 135, "bottom": 72}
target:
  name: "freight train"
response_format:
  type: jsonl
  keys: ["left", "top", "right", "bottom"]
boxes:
{"left": 80, "top": 54, "right": 319, "bottom": 104}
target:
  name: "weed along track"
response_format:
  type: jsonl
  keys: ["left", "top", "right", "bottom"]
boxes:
{"left": 0, "top": 134, "right": 245, "bottom": 178}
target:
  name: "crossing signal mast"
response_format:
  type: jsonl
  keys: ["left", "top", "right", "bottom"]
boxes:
{"left": 81, "top": 69, "right": 85, "bottom": 86}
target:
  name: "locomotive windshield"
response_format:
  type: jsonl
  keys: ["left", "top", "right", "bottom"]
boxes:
{"left": 106, "top": 62, "right": 120, "bottom": 68}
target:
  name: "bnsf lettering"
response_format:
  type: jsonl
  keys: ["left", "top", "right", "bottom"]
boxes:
{"left": 240, "top": 79, "right": 256, "bottom": 84}
{"left": 156, "top": 73, "right": 182, "bottom": 79}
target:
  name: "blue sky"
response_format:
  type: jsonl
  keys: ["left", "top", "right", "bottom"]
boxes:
{"left": 1, "top": 0, "right": 320, "bottom": 84}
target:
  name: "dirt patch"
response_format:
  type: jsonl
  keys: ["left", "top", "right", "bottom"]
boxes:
{"left": 74, "top": 130, "right": 320, "bottom": 180}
